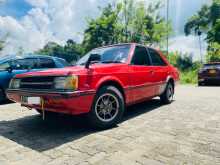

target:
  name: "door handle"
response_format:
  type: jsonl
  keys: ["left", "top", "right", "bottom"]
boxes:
{"left": 150, "top": 70, "right": 155, "bottom": 75}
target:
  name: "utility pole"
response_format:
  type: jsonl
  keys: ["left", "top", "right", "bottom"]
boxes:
{"left": 166, "top": 0, "right": 170, "bottom": 57}
{"left": 124, "top": 0, "right": 128, "bottom": 42}
{"left": 198, "top": 30, "right": 203, "bottom": 63}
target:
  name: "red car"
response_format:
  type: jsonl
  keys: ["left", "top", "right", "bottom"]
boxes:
{"left": 7, "top": 43, "right": 179, "bottom": 129}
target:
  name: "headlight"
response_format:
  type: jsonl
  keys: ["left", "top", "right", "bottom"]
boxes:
{"left": 54, "top": 76, "right": 78, "bottom": 90}
{"left": 9, "top": 79, "right": 21, "bottom": 89}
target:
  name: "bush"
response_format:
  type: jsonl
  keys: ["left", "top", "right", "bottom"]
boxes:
{"left": 179, "top": 62, "right": 202, "bottom": 84}
{"left": 167, "top": 51, "right": 202, "bottom": 84}
{"left": 180, "top": 70, "right": 198, "bottom": 84}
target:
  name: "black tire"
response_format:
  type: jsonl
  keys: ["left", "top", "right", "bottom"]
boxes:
{"left": 87, "top": 86, "right": 125, "bottom": 129}
{"left": 198, "top": 82, "right": 205, "bottom": 86}
{"left": 160, "top": 82, "right": 174, "bottom": 104}
{"left": 0, "top": 88, "right": 6, "bottom": 103}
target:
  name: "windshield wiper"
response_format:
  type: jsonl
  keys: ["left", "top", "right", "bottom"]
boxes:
{"left": 79, "top": 61, "right": 100, "bottom": 66}
{"left": 102, "top": 61, "right": 123, "bottom": 64}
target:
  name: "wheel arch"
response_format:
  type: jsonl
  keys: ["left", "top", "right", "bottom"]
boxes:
{"left": 95, "top": 78, "right": 126, "bottom": 102}
{"left": 166, "top": 76, "right": 175, "bottom": 92}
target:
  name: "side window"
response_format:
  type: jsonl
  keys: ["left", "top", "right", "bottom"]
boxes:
{"left": 57, "top": 58, "right": 70, "bottom": 67}
{"left": 11, "top": 58, "right": 38, "bottom": 70}
{"left": 131, "top": 46, "right": 151, "bottom": 66}
{"left": 148, "top": 48, "right": 167, "bottom": 66}
{"left": 0, "top": 62, "right": 10, "bottom": 70}
{"left": 38, "top": 58, "right": 55, "bottom": 68}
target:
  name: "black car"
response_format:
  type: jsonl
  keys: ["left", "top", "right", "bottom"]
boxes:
{"left": 198, "top": 62, "right": 220, "bottom": 86}
{"left": 0, "top": 55, "right": 70, "bottom": 102}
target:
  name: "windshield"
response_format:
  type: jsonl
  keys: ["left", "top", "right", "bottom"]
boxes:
{"left": 203, "top": 64, "right": 220, "bottom": 68}
{"left": 76, "top": 45, "right": 131, "bottom": 65}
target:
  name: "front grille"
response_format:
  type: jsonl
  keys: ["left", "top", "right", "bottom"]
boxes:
{"left": 20, "top": 76, "right": 55, "bottom": 90}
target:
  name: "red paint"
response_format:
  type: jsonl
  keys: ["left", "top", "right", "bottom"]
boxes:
{"left": 7, "top": 43, "right": 179, "bottom": 115}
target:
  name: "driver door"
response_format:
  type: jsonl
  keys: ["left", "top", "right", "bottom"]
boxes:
{"left": 129, "top": 46, "right": 155, "bottom": 102}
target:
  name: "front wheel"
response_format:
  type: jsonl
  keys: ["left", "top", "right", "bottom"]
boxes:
{"left": 87, "top": 86, "right": 125, "bottom": 129}
{"left": 160, "top": 82, "right": 174, "bottom": 104}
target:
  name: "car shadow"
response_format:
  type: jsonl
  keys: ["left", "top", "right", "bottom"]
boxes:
{"left": 0, "top": 100, "right": 13, "bottom": 105}
{"left": 0, "top": 99, "right": 164, "bottom": 152}
{"left": 198, "top": 83, "right": 220, "bottom": 87}
{"left": 123, "top": 99, "right": 164, "bottom": 121}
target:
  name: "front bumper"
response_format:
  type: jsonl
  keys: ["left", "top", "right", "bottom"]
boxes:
{"left": 6, "top": 89, "right": 96, "bottom": 115}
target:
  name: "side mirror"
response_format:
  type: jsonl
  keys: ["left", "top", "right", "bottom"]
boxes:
{"left": 85, "top": 54, "right": 101, "bottom": 69}
{"left": 6, "top": 66, "right": 13, "bottom": 73}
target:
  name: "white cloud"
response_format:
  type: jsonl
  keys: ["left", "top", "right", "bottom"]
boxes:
{"left": 0, "top": 0, "right": 209, "bottom": 57}
{"left": 0, "top": 0, "right": 6, "bottom": 3}
{"left": 0, "top": 0, "right": 110, "bottom": 55}
{"left": 169, "top": 35, "right": 207, "bottom": 61}
{"left": 25, "top": 0, "right": 47, "bottom": 8}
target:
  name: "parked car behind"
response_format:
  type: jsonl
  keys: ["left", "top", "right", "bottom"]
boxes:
{"left": 198, "top": 62, "right": 220, "bottom": 86}
{"left": 0, "top": 55, "right": 69, "bottom": 102}
{"left": 7, "top": 43, "right": 179, "bottom": 129}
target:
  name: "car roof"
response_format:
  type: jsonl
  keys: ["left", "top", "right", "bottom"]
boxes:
{"left": 93, "top": 43, "right": 157, "bottom": 51}
{"left": 23, "top": 54, "right": 56, "bottom": 59}
{"left": 0, "top": 54, "right": 61, "bottom": 63}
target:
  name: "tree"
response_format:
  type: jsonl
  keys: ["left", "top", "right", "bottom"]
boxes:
{"left": 82, "top": 1, "right": 171, "bottom": 52}
{"left": 184, "top": 0, "right": 220, "bottom": 62}
{"left": 36, "top": 40, "right": 83, "bottom": 63}
{"left": 167, "top": 51, "right": 193, "bottom": 71}
{"left": 119, "top": 0, "right": 171, "bottom": 46}
{"left": 184, "top": 0, "right": 220, "bottom": 42}
{"left": 206, "top": 42, "right": 220, "bottom": 62}
{"left": 83, "top": 4, "right": 121, "bottom": 52}
{"left": 207, "top": 19, "right": 220, "bottom": 43}
{"left": 184, "top": 5, "right": 210, "bottom": 36}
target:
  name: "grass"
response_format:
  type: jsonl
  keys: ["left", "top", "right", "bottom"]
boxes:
{"left": 180, "top": 69, "right": 198, "bottom": 84}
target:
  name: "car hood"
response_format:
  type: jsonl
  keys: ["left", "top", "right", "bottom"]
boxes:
{"left": 15, "top": 63, "right": 128, "bottom": 78}
{"left": 15, "top": 66, "right": 87, "bottom": 78}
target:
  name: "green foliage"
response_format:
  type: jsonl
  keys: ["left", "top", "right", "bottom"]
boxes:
{"left": 184, "top": 0, "right": 220, "bottom": 37}
{"left": 168, "top": 51, "right": 202, "bottom": 84}
{"left": 184, "top": 0, "right": 220, "bottom": 63}
{"left": 176, "top": 55, "right": 193, "bottom": 71}
{"left": 206, "top": 42, "right": 220, "bottom": 62}
{"left": 37, "top": 1, "right": 171, "bottom": 60}
{"left": 82, "top": 4, "right": 121, "bottom": 52}
{"left": 184, "top": 5, "right": 210, "bottom": 36}
{"left": 82, "top": 1, "right": 171, "bottom": 51}
{"left": 207, "top": 19, "right": 220, "bottom": 43}
{"left": 37, "top": 40, "right": 83, "bottom": 63}
{"left": 167, "top": 51, "right": 193, "bottom": 71}
{"left": 180, "top": 70, "right": 198, "bottom": 84}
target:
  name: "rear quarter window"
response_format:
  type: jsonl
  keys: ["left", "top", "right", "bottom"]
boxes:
{"left": 148, "top": 48, "right": 167, "bottom": 66}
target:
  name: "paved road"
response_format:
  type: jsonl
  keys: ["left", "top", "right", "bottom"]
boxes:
{"left": 0, "top": 85, "right": 220, "bottom": 165}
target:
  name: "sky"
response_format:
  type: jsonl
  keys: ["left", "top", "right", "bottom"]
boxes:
{"left": 0, "top": 0, "right": 212, "bottom": 60}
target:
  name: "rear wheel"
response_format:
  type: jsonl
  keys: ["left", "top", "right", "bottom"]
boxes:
{"left": 160, "top": 82, "right": 174, "bottom": 104}
{"left": 87, "top": 86, "right": 125, "bottom": 129}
